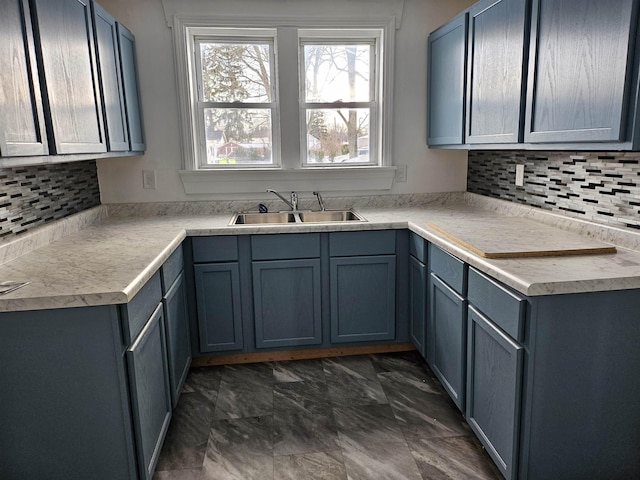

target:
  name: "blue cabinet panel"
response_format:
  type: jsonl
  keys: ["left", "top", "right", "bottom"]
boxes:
{"left": 192, "top": 235, "right": 238, "bottom": 263}
{"left": 117, "top": 22, "right": 145, "bottom": 151}
{"left": 252, "top": 233, "right": 320, "bottom": 260}
{"left": 120, "top": 270, "right": 162, "bottom": 344}
{"left": 466, "top": 0, "right": 528, "bottom": 144}
{"left": 427, "top": 11, "right": 468, "bottom": 145}
{"left": 524, "top": 0, "right": 638, "bottom": 143}
{"left": 126, "top": 303, "right": 172, "bottom": 480}
{"left": 467, "top": 305, "right": 523, "bottom": 480}
{"left": 468, "top": 267, "right": 526, "bottom": 341}
{"left": 163, "top": 271, "right": 191, "bottom": 408}
{"left": 329, "top": 230, "right": 396, "bottom": 257}
{"left": 409, "top": 255, "right": 427, "bottom": 356}
{"left": 32, "top": 0, "right": 107, "bottom": 154}
{"left": 161, "top": 243, "right": 184, "bottom": 290}
{"left": 429, "top": 272, "right": 467, "bottom": 411}
{"left": 252, "top": 259, "right": 322, "bottom": 348}
{"left": 330, "top": 255, "right": 396, "bottom": 343}
{"left": 0, "top": 0, "right": 49, "bottom": 157}
{"left": 0, "top": 306, "right": 136, "bottom": 479}
{"left": 92, "top": 1, "right": 129, "bottom": 152}
{"left": 194, "top": 262, "right": 243, "bottom": 352}
{"left": 409, "top": 232, "right": 427, "bottom": 263}
{"left": 429, "top": 243, "right": 467, "bottom": 295}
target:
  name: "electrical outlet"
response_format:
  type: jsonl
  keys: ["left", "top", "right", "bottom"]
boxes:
{"left": 395, "top": 165, "right": 407, "bottom": 183}
{"left": 515, "top": 164, "right": 525, "bottom": 187}
{"left": 142, "top": 169, "right": 156, "bottom": 189}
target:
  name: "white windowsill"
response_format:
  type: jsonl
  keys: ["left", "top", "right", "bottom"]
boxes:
{"left": 179, "top": 166, "right": 397, "bottom": 195}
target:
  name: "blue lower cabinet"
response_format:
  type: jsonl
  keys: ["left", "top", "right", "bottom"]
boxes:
{"left": 429, "top": 272, "right": 467, "bottom": 411}
{"left": 126, "top": 303, "right": 172, "bottom": 480}
{"left": 252, "top": 258, "right": 322, "bottom": 348}
{"left": 467, "top": 305, "right": 523, "bottom": 480}
{"left": 409, "top": 255, "right": 428, "bottom": 356}
{"left": 163, "top": 271, "right": 191, "bottom": 407}
{"left": 194, "top": 262, "right": 243, "bottom": 352}
{"left": 330, "top": 255, "right": 396, "bottom": 343}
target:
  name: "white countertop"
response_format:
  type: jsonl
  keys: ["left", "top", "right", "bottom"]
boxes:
{"left": 1, "top": 195, "right": 640, "bottom": 312}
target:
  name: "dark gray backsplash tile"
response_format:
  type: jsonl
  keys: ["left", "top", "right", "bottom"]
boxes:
{"left": 0, "top": 161, "right": 100, "bottom": 240}
{"left": 468, "top": 151, "right": 640, "bottom": 230}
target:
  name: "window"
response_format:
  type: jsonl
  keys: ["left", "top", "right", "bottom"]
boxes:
{"left": 300, "top": 32, "right": 379, "bottom": 166}
{"left": 173, "top": 17, "right": 396, "bottom": 193}
{"left": 194, "top": 33, "right": 277, "bottom": 167}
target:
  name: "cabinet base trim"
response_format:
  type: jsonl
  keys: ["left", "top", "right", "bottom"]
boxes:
{"left": 191, "top": 343, "right": 416, "bottom": 366}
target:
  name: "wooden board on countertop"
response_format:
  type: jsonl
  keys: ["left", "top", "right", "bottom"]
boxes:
{"left": 427, "top": 217, "right": 617, "bottom": 258}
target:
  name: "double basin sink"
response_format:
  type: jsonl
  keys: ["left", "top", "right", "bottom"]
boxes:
{"left": 230, "top": 209, "right": 366, "bottom": 225}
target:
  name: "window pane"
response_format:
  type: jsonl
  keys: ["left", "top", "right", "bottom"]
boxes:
{"left": 303, "top": 44, "right": 371, "bottom": 103}
{"left": 199, "top": 42, "right": 271, "bottom": 103}
{"left": 203, "top": 108, "right": 272, "bottom": 165}
{"left": 305, "top": 108, "right": 370, "bottom": 164}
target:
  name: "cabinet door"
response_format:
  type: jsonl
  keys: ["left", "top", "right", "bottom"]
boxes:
{"left": 194, "top": 263, "right": 243, "bottom": 352}
{"left": 117, "top": 23, "right": 146, "bottom": 151}
{"left": 466, "top": 0, "right": 528, "bottom": 144}
{"left": 524, "top": 0, "right": 638, "bottom": 143}
{"left": 0, "top": 0, "right": 49, "bottom": 157}
{"left": 126, "top": 304, "right": 172, "bottom": 480}
{"left": 429, "top": 273, "right": 467, "bottom": 411}
{"left": 253, "top": 259, "right": 322, "bottom": 348}
{"left": 31, "top": 0, "right": 107, "bottom": 154}
{"left": 467, "top": 306, "right": 523, "bottom": 480}
{"left": 163, "top": 271, "right": 191, "bottom": 408}
{"left": 409, "top": 255, "right": 427, "bottom": 357}
{"left": 330, "top": 255, "right": 396, "bottom": 343}
{"left": 427, "top": 11, "right": 468, "bottom": 146}
{"left": 91, "top": 1, "right": 129, "bottom": 151}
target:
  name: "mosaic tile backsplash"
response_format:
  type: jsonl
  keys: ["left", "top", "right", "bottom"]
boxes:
{"left": 0, "top": 161, "right": 101, "bottom": 239}
{"left": 467, "top": 151, "right": 640, "bottom": 230}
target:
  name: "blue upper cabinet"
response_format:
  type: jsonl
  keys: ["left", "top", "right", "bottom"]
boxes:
{"left": 31, "top": 0, "right": 107, "bottom": 154}
{"left": 524, "top": 0, "right": 639, "bottom": 144}
{"left": 429, "top": 0, "right": 640, "bottom": 150}
{"left": 0, "top": 0, "right": 49, "bottom": 158}
{"left": 427, "top": 11, "right": 468, "bottom": 146}
{"left": 91, "top": 1, "right": 129, "bottom": 152}
{"left": 117, "top": 23, "right": 146, "bottom": 152}
{"left": 466, "top": 0, "right": 529, "bottom": 144}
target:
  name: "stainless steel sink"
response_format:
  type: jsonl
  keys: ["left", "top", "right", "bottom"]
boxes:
{"left": 229, "top": 209, "right": 366, "bottom": 225}
{"left": 299, "top": 209, "right": 366, "bottom": 223}
{"left": 230, "top": 212, "right": 296, "bottom": 225}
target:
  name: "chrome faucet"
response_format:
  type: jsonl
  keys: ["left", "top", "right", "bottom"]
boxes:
{"left": 313, "top": 191, "right": 325, "bottom": 211}
{"left": 266, "top": 189, "right": 298, "bottom": 211}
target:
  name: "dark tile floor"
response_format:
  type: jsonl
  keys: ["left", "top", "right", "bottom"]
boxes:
{"left": 153, "top": 351, "right": 502, "bottom": 480}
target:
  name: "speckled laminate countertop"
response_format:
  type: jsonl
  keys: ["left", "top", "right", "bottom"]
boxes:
{"left": 1, "top": 193, "right": 639, "bottom": 312}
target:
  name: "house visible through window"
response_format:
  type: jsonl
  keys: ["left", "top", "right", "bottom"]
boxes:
{"left": 186, "top": 27, "right": 384, "bottom": 170}
{"left": 194, "top": 36, "right": 276, "bottom": 166}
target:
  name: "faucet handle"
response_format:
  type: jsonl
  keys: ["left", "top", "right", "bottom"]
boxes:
{"left": 312, "top": 191, "right": 325, "bottom": 211}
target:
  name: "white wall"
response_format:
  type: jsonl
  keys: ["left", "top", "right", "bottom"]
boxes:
{"left": 97, "top": 0, "right": 473, "bottom": 203}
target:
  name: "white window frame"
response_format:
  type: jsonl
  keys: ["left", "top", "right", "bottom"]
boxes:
{"left": 172, "top": 16, "right": 397, "bottom": 195}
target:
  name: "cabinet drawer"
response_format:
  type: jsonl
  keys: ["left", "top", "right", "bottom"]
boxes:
{"left": 252, "top": 233, "right": 320, "bottom": 260}
{"left": 330, "top": 230, "right": 396, "bottom": 257}
{"left": 409, "top": 232, "right": 428, "bottom": 263}
{"left": 161, "top": 244, "right": 183, "bottom": 292}
{"left": 192, "top": 236, "right": 238, "bottom": 263}
{"left": 468, "top": 268, "right": 526, "bottom": 341}
{"left": 429, "top": 244, "right": 467, "bottom": 294}
{"left": 121, "top": 271, "right": 162, "bottom": 344}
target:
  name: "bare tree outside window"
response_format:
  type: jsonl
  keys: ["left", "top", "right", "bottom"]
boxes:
{"left": 197, "top": 40, "right": 274, "bottom": 165}
{"left": 303, "top": 42, "right": 374, "bottom": 164}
